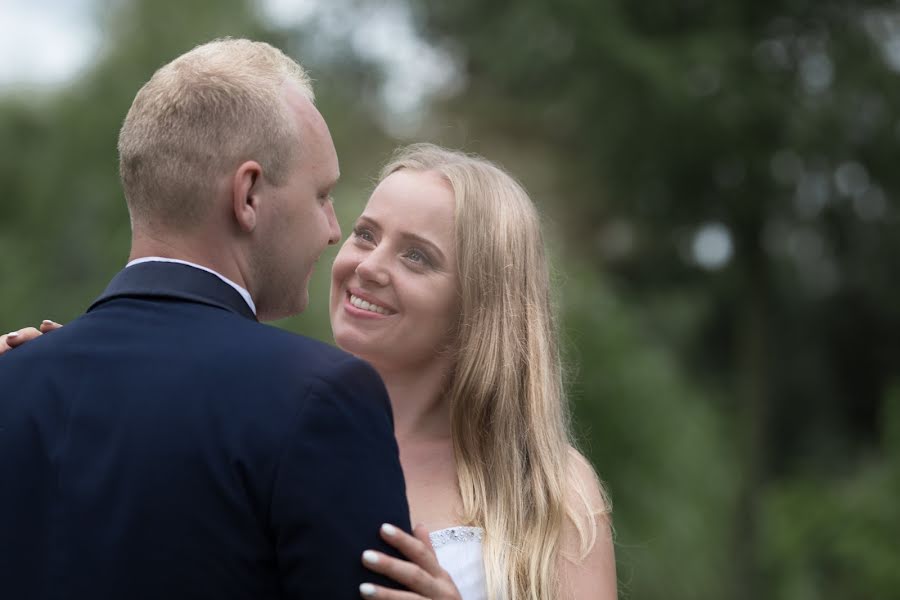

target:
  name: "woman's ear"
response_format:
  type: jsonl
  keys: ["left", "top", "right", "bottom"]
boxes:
{"left": 232, "top": 160, "right": 264, "bottom": 232}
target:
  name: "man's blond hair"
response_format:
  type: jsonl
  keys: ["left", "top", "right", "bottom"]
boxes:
{"left": 118, "top": 38, "right": 314, "bottom": 230}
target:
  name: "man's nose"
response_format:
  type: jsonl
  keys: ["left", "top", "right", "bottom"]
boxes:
{"left": 325, "top": 201, "right": 341, "bottom": 245}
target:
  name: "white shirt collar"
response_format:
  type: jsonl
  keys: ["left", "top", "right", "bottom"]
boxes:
{"left": 125, "top": 257, "right": 257, "bottom": 316}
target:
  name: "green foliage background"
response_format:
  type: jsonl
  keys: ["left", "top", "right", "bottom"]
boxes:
{"left": 2, "top": 1, "right": 897, "bottom": 598}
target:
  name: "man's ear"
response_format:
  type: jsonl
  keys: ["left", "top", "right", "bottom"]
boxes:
{"left": 232, "top": 160, "right": 264, "bottom": 232}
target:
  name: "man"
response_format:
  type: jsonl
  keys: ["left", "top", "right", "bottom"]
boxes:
{"left": 0, "top": 39, "right": 410, "bottom": 599}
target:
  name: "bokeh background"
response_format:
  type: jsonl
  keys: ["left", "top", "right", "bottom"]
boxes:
{"left": 2, "top": 1, "right": 899, "bottom": 598}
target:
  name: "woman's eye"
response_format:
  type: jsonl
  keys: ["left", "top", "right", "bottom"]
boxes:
{"left": 353, "top": 227, "right": 375, "bottom": 243}
{"left": 404, "top": 248, "right": 430, "bottom": 266}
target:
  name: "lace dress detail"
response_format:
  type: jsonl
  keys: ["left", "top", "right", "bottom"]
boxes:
{"left": 429, "top": 526, "right": 487, "bottom": 600}
{"left": 429, "top": 526, "right": 484, "bottom": 549}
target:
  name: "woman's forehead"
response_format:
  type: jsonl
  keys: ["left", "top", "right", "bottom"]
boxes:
{"left": 363, "top": 171, "right": 455, "bottom": 232}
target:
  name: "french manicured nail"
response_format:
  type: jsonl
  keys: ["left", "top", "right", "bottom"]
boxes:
{"left": 380, "top": 523, "right": 397, "bottom": 536}
{"left": 362, "top": 550, "right": 379, "bottom": 564}
{"left": 7, "top": 332, "right": 19, "bottom": 339}
{"left": 359, "top": 582, "right": 376, "bottom": 597}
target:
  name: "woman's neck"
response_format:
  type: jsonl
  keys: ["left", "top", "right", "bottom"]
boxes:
{"left": 374, "top": 358, "right": 453, "bottom": 443}
{"left": 375, "top": 358, "right": 462, "bottom": 531}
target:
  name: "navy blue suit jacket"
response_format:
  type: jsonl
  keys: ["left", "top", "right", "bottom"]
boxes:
{"left": 0, "top": 262, "right": 411, "bottom": 599}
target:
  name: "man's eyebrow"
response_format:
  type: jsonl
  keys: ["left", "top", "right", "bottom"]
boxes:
{"left": 357, "top": 216, "right": 447, "bottom": 263}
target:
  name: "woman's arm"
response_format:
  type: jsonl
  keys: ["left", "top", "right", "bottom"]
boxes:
{"left": 559, "top": 451, "right": 618, "bottom": 600}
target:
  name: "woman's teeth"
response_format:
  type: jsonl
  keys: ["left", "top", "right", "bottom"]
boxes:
{"left": 349, "top": 294, "right": 391, "bottom": 315}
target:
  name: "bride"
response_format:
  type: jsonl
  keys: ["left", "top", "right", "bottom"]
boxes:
{"left": 2, "top": 144, "right": 616, "bottom": 600}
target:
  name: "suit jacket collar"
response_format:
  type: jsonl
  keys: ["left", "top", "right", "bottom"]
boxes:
{"left": 89, "top": 261, "right": 258, "bottom": 321}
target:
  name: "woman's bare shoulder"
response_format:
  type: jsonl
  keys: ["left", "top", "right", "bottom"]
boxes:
{"left": 566, "top": 447, "right": 612, "bottom": 517}
{"left": 559, "top": 447, "right": 617, "bottom": 599}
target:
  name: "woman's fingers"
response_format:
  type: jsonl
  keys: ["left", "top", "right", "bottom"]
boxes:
{"left": 379, "top": 523, "right": 442, "bottom": 576}
{"left": 358, "top": 581, "right": 426, "bottom": 599}
{"left": 410, "top": 523, "right": 433, "bottom": 547}
{"left": 362, "top": 548, "right": 434, "bottom": 594}
{"left": 362, "top": 523, "right": 462, "bottom": 599}
{"left": 0, "top": 334, "right": 11, "bottom": 356}
{"left": 39, "top": 320, "right": 63, "bottom": 333}
{"left": 0, "top": 327, "right": 44, "bottom": 354}
{"left": 0, "top": 321, "right": 62, "bottom": 355}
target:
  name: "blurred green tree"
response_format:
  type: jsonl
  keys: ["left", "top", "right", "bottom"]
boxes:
{"left": 760, "top": 383, "right": 900, "bottom": 598}
{"left": 563, "top": 268, "right": 736, "bottom": 598}
{"left": 1, "top": 0, "right": 275, "bottom": 325}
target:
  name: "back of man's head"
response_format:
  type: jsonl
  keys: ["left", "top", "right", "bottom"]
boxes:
{"left": 118, "top": 38, "right": 314, "bottom": 233}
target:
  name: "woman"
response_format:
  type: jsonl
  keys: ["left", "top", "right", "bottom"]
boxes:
{"left": 2, "top": 144, "right": 616, "bottom": 600}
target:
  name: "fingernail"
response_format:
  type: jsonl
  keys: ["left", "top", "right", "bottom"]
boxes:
{"left": 381, "top": 523, "right": 397, "bottom": 536}
{"left": 359, "top": 582, "right": 376, "bottom": 597}
{"left": 7, "top": 332, "right": 19, "bottom": 339}
{"left": 362, "top": 550, "right": 379, "bottom": 564}
{"left": 42, "top": 320, "right": 59, "bottom": 326}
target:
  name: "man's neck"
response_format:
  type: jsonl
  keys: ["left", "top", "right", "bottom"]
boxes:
{"left": 129, "top": 232, "right": 249, "bottom": 292}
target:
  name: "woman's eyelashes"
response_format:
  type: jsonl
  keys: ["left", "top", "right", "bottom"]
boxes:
{"left": 403, "top": 248, "right": 433, "bottom": 268}
{"left": 352, "top": 226, "right": 436, "bottom": 270}
{"left": 352, "top": 225, "right": 376, "bottom": 244}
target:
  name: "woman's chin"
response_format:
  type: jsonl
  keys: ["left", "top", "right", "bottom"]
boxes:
{"left": 333, "top": 332, "right": 374, "bottom": 359}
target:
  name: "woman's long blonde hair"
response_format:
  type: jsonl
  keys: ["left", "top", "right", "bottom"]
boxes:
{"left": 381, "top": 144, "right": 609, "bottom": 599}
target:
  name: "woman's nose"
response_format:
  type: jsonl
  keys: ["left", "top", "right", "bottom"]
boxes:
{"left": 355, "top": 249, "right": 390, "bottom": 286}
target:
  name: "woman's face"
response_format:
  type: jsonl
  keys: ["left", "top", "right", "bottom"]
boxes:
{"left": 329, "top": 169, "right": 459, "bottom": 371}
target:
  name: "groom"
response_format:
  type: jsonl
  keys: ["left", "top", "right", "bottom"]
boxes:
{"left": 0, "top": 39, "right": 410, "bottom": 599}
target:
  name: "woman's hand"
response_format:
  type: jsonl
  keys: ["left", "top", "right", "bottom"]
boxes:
{"left": 0, "top": 320, "right": 62, "bottom": 356}
{"left": 360, "top": 523, "right": 463, "bottom": 600}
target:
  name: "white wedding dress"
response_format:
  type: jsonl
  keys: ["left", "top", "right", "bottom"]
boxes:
{"left": 429, "top": 526, "right": 487, "bottom": 600}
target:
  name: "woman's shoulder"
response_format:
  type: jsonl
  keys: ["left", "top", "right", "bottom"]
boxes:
{"left": 565, "top": 447, "right": 611, "bottom": 517}
{"left": 560, "top": 447, "right": 613, "bottom": 562}
{"left": 560, "top": 447, "right": 618, "bottom": 599}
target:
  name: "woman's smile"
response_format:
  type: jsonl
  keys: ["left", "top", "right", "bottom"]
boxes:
{"left": 345, "top": 289, "right": 396, "bottom": 317}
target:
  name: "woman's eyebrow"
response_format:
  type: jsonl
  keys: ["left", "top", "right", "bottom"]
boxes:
{"left": 399, "top": 232, "right": 446, "bottom": 263}
{"left": 356, "top": 215, "right": 380, "bottom": 230}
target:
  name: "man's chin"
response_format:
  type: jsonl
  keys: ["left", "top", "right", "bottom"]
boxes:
{"left": 256, "top": 294, "right": 309, "bottom": 322}
{"left": 290, "top": 293, "right": 310, "bottom": 317}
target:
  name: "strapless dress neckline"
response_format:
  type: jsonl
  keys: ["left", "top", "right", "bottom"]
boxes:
{"left": 429, "top": 525, "right": 484, "bottom": 548}
{"left": 428, "top": 526, "right": 487, "bottom": 600}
